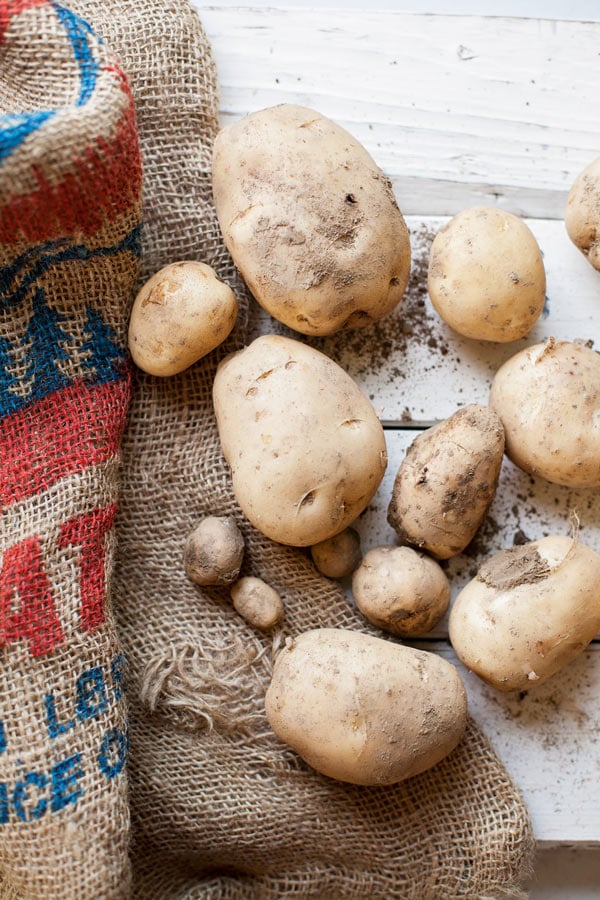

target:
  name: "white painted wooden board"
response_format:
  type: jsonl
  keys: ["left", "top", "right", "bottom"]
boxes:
{"left": 197, "top": 5, "right": 600, "bottom": 847}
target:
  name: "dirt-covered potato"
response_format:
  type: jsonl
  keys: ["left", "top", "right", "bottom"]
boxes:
{"left": 352, "top": 545, "right": 450, "bottom": 637}
{"left": 212, "top": 103, "right": 411, "bottom": 337}
{"left": 449, "top": 535, "right": 600, "bottom": 692}
{"left": 265, "top": 628, "right": 467, "bottom": 785}
{"left": 565, "top": 156, "right": 600, "bottom": 270}
{"left": 128, "top": 261, "right": 237, "bottom": 376}
{"left": 428, "top": 207, "right": 546, "bottom": 342}
{"left": 489, "top": 338, "right": 600, "bottom": 487}
{"left": 231, "top": 577, "right": 284, "bottom": 630}
{"left": 387, "top": 404, "right": 505, "bottom": 559}
{"left": 183, "top": 516, "right": 244, "bottom": 586}
{"left": 213, "top": 335, "right": 387, "bottom": 547}
{"left": 310, "top": 527, "right": 362, "bottom": 579}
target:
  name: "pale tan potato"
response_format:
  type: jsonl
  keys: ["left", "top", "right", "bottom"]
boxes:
{"left": 231, "top": 577, "right": 284, "bottom": 630}
{"left": 489, "top": 338, "right": 600, "bottom": 487}
{"left": 128, "top": 261, "right": 237, "bottom": 376}
{"left": 310, "top": 527, "right": 362, "bottom": 579}
{"left": 265, "top": 628, "right": 467, "bottom": 786}
{"left": 449, "top": 535, "right": 600, "bottom": 692}
{"left": 352, "top": 545, "right": 450, "bottom": 637}
{"left": 211, "top": 103, "right": 411, "bottom": 337}
{"left": 183, "top": 516, "right": 244, "bottom": 586}
{"left": 387, "top": 404, "right": 505, "bottom": 559}
{"left": 428, "top": 207, "right": 546, "bottom": 342}
{"left": 565, "top": 156, "right": 600, "bottom": 270}
{"left": 213, "top": 335, "right": 387, "bottom": 547}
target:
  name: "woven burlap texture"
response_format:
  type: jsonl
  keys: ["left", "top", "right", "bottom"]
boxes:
{"left": 70, "top": 2, "right": 535, "bottom": 897}
{"left": 0, "top": 1, "right": 142, "bottom": 896}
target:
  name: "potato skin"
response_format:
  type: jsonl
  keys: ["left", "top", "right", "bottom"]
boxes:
{"left": 128, "top": 261, "right": 237, "bottom": 376}
{"left": 265, "top": 628, "right": 467, "bottom": 785}
{"left": 428, "top": 207, "right": 546, "bottom": 342}
{"left": 387, "top": 404, "right": 505, "bottom": 559}
{"left": 213, "top": 335, "right": 387, "bottom": 547}
{"left": 231, "top": 577, "right": 284, "bottom": 631}
{"left": 352, "top": 545, "right": 450, "bottom": 637}
{"left": 449, "top": 536, "right": 600, "bottom": 692}
{"left": 310, "top": 527, "right": 362, "bottom": 579}
{"left": 565, "top": 156, "right": 600, "bottom": 270}
{"left": 212, "top": 104, "right": 411, "bottom": 337}
{"left": 489, "top": 338, "right": 600, "bottom": 488}
{"left": 183, "top": 516, "right": 244, "bottom": 586}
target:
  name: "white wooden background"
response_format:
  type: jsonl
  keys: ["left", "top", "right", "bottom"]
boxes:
{"left": 196, "top": 4, "right": 600, "bottom": 853}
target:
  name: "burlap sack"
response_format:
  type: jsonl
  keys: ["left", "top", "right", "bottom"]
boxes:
{"left": 2, "top": 0, "right": 535, "bottom": 896}
{"left": 0, "top": 1, "right": 141, "bottom": 896}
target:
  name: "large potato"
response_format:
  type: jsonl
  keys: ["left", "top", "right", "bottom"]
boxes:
{"left": 449, "top": 536, "right": 600, "bottom": 692}
{"left": 265, "top": 628, "right": 467, "bottom": 785}
{"left": 428, "top": 207, "right": 546, "bottom": 342}
{"left": 489, "top": 338, "right": 600, "bottom": 487}
{"left": 565, "top": 155, "right": 600, "bottom": 270}
{"left": 213, "top": 335, "right": 387, "bottom": 546}
{"left": 387, "top": 404, "right": 505, "bottom": 559}
{"left": 212, "top": 104, "right": 411, "bottom": 336}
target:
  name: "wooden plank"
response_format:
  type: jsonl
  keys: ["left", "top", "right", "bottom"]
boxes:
{"left": 199, "top": 6, "right": 600, "bottom": 218}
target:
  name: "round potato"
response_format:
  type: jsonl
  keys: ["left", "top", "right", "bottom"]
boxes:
{"left": 565, "top": 155, "right": 600, "bottom": 270}
{"left": 128, "top": 261, "right": 237, "bottom": 376}
{"left": 310, "top": 527, "right": 362, "bottom": 579}
{"left": 212, "top": 103, "right": 411, "bottom": 336}
{"left": 213, "top": 335, "right": 387, "bottom": 547}
{"left": 265, "top": 628, "right": 467, "bottom": 786}
{"left": 231, "top": 577, "right": 284, "bottom": 631}
{"left": 489, "top": 338, "right": 600, "bottom": 487}
{"left": 428, "top": 207, "right": 546, "bottom": 342}
{"left": 183, "top": 516, "right": 244, "bottom": 586}
{"left": 352, "top": 545, "right": 450, "bottom": 637}
{"left": 387, "top": 404, "right": 505, "bottom": 559}
{"left": 449, "top": 535, "right": 600, "bottom": 692}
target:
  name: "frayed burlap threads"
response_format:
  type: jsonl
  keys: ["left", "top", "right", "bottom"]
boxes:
{"left": 73, "top": 1, "right": 533, "bottom": 896}
{"left": 0, "top": 1, "right": 142, "bottom": 896}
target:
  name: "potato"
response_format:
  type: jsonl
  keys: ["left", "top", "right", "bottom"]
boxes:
{"left": 183, "top": 516, "right": 244, "bottom": 586}
{"left": 211, "top": 103, "right": 411, "bottom": 337}
{"left": 128, "top": 261, "right": 237, "bottom": 376}
{"left": 565, "top": 156, "right": 600, "bottom": 270}
{"left": 387, "top": 404, "right": 505, "bottom": 559}
{"left": 489, "top": 338, "right": 600, "bottom": 487}
{"left": 449, "top": 535, "right": 600, "bottom": 692}
{"left": 231, "top": 577, "right": 284, "bottom": 630}
{"left": 265, "top": 628, "right": 467, "bottom": 785}
{"left": 213, "top": 335, "right": 387, "bottom": 546}
{"left": 428, "top": 207, "right": 546, "bottom": 342}
{"left": 352, "top": 545, "right": 450, "bottom": 637}
{"left": 310, "top": 527, "right": 362, "bottom": 579}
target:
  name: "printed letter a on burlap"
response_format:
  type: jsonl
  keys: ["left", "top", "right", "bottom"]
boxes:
{"left": 0, "top": 2, "right": 141, "bottom": 897}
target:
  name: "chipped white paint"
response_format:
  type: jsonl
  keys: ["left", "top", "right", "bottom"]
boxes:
{"left": 197, "top": 4, "right": 600, "bottom": 845}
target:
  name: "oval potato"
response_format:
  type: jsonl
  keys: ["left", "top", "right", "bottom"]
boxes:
{"left": 428, "top": 207, "right": 546, "bottom": 342}
{"left": 265, "top": 628, "right": 467, "bottom": 785}
{"left": 565, "top": 155, "right": 600, "bottom": 270}
{"left": 489, "top": 338, "right": 600, "bottom": 487}
{"left": 212, "top": 103, "right": 411, "bottom": 336}
{"left": 387, "top": 404, "right": 505, "bottom": 559}
{"left": 128, "top": 261, "right": 237, "bottom": 376}
{"left": 449, "top": 535, "right": 600, "bottom": 692}
{"left": 213, "top": 335, "right": 387, "bottom": 546}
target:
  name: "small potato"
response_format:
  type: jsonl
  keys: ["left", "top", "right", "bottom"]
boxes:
{"left": 213, "top": 335, "right": 387, "bottom": 547}
{"left": 183, "top": 516, "right": 244, "bottom": 586}
{"left": 449, "top": 535, "right": 600, "bottom": 691}
{"left": 352, "top": 545, "right": 450, "bottom": 637}
{"left": 310, "top": 527, "right": 362, "bottom": 579}
{"left": 489, "top": 338, "right": 600, "bottom": 487}
{"left": 428, "top": 207, "right": 546, "bottom": 342}
{"left": 387, "top": 404, "right": 505, "bottom": 559}
{"left": 212, "top": 103, "right": 411, "bottom": 336}
{"left": 231, "top": 577, "right": 284, "bottom": 630}
{"left": 128, "top": 261, "right": 237, "bottom": 376}
{"left": 565, "top": 156, "right": 600, "bottom": 270}
{"left": 265, "top": 628, "right": 467, "bottom": 786}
